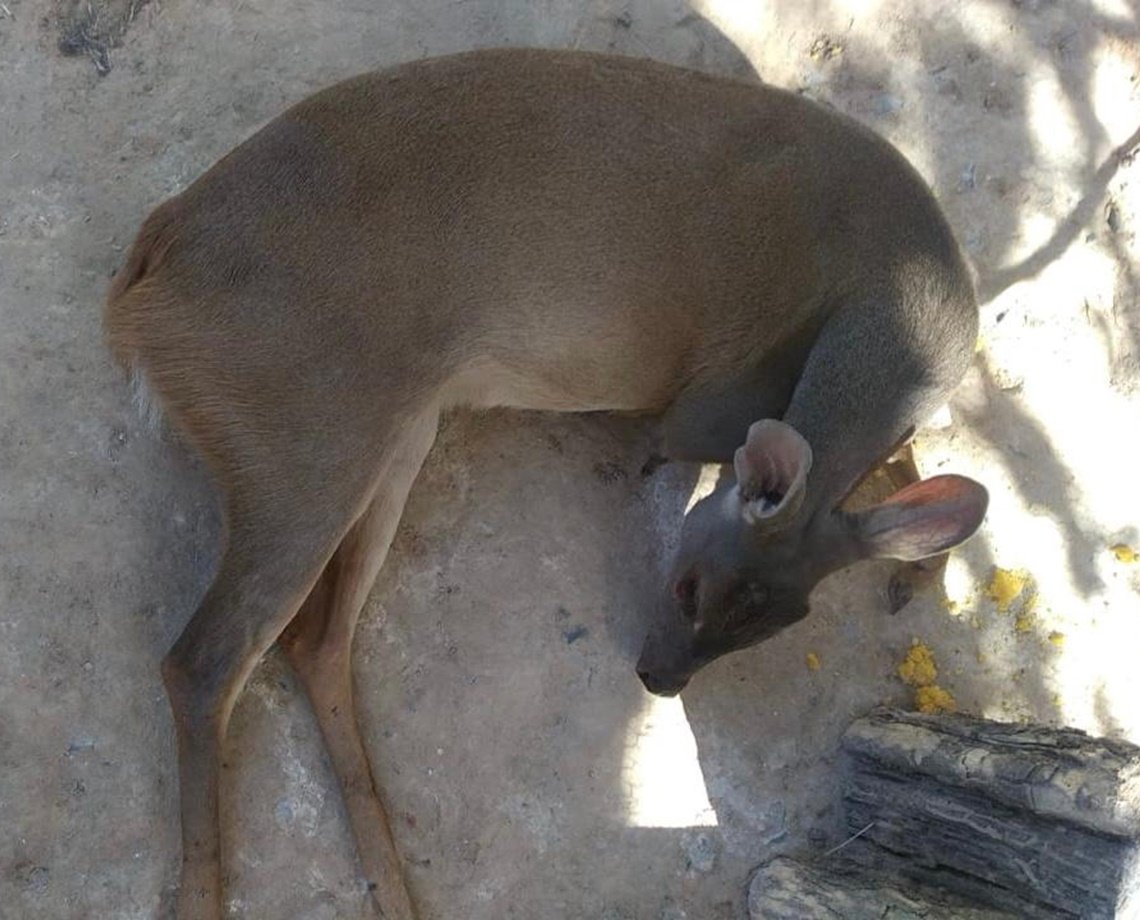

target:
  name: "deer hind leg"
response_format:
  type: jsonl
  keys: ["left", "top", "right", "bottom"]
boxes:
{"left": 157, "top": 378, "right": 434, "bottom": 920}
{"left": 278, "top": 408, "right": 437, "bottom": 920}
{"left": 882, "top": 442, "right": 951, "bottom": 613}
{"left": 162, "top": 477, "right": 375, "bottom": 920}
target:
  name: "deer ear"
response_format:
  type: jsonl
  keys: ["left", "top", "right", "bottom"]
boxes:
{"left": 733, "top": 420, "right": 813, "bottom": 532}
{"left": 849, "top": 474, "right": 988, "bottom": 561}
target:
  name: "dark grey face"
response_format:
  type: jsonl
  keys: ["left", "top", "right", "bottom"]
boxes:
{"left": 634, "top": 419, "right": 989, "bottom": 697}
{"left": 635, "top": 480, "right": 817, "bottom": 696}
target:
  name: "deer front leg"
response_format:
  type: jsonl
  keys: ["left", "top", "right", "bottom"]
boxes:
{"left": 657, "top": 362, "right": 799, "bottom": 464}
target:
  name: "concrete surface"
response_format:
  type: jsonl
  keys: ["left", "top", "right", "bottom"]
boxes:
{"left": 2, "top": 0, "right": 1138, "bottom": 917}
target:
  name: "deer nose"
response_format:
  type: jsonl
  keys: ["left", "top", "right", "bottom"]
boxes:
{"left": 637, "top": 668, "right": 688, "bottom": 697}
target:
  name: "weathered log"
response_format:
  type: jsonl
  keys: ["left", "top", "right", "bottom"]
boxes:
{"left": 840, "top": 708, "right": 1140, "bottom": 919}
{"left": 748, "top": 855, "right": 1017, "bottom": 919}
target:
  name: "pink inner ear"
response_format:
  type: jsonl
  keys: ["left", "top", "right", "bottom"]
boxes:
{"left": 879, "top": 474, "right": 985, "bottom": 510}
{"left": 862, "top": 474, "right": 989, "bottom": 560}
{"left": 734, "top": 420, "right": 813, "bottom": 508}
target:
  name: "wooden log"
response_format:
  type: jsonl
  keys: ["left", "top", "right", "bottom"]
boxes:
{"left": 748, "top": 855, "right": 1017, "bottom": 919}
{"left": 840, "top": 708, "right": 1140, "bottom": 919}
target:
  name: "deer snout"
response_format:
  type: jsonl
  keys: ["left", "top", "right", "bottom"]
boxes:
{"left": 636, "top": 666, "right": 689, "bottom": 697}
{"left": 635, "top": 632, "right": 695, "bottom": 697}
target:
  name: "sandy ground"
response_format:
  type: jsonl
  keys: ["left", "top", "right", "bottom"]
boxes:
{"left": 2, "top": 1, "right": 1138, "bottom": 917}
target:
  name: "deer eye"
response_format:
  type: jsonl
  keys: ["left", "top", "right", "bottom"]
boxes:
{"left": 674, "top": 575, "right": 699, "bottom": 619}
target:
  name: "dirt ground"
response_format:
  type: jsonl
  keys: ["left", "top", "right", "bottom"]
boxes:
{"left": 2, "top": 1, "right": 1138, "bottom": 918}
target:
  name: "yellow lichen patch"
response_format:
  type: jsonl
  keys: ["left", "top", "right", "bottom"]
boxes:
{"left": 1014, "top": 594, "right": 1037, "bottom": 632}
{"left": 896, "top": 642, "right": 960, "bottom": 714}
{"left": 915, "top": 685, "right": 957, "bottom": 714}
{"left": 1047, "top": 631, "right": 1066, "bottom": 647}
{"left": 897, "top": 641, "right": 937, "bottom": 687}
{"left": 1012, "top": 591, "right": 1045, "bottom": 636}
{"left": 986, "top": 567, "right": 1029, "bottom": 613}
{"left": 1111, "top": 543, "right": 1138, "bottom": 564}
{"left": 805, "top": 651, "right": 821, "bottom": 671}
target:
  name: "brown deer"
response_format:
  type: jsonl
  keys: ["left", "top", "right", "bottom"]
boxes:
{"left": 105, "top": 49, "right": 988, "bottom": 920}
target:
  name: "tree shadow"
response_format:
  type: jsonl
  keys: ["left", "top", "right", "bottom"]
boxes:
{"left": 977, "top": 122, "right": 1140, "bottom": 302}
{"left": 794, "top": 1, "right": 1139, "bottom": 378}
{"left": 955, "top": 354, "right": 1105, "bottom": 597}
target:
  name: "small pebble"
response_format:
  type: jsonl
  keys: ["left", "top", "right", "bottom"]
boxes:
{"left": 680, "top": 830, "right": 718, "bottom": 873}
